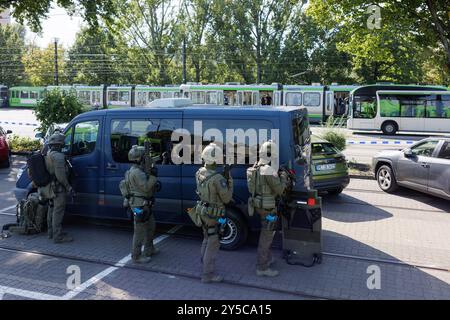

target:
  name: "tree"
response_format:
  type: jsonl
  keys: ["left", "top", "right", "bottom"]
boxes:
{"left": 307, "top": 0, "right": 449, "bottom": 84}
{"left": 0, "top": 0, "right": 116, "bottom": 32}
{"left": 22, "top": 42, "right": 67, "bottom": 86}
{"left": 34, "top": 88, "right": 84, "bottom": 133}
{"left": 0, "top": 24, "right": 27, "bottom": 86}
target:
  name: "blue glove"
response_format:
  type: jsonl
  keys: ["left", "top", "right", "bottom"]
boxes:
{"left": 133, "top": 207, "right": 143, "bottom": 216}
{"left": 217, "top": 217, "right": 227, "bottom": 225}
{"left": 265, "top": 213, "right": 277, "bottom": 222}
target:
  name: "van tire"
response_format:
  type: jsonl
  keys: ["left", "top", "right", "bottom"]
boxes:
{"left": 220, "top": 208, "right": 248, "bottom": 251}
{"left": 381, "top": 121, "right": 398, "bottom": 135}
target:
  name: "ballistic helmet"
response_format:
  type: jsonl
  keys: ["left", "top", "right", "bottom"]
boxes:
{"left": 201, "top": 142, "right": 222, "bottom": 165}
{"left": 128, "top": 145, "right": 145, "bottom": 162}
{"left": 259, "top": 140, "right": 278, "bottom": 159}
{"left": 48, "top": 133, "right": 65, "bottom": 146}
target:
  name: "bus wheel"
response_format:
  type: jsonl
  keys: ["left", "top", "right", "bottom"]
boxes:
{"left": 381, "top": 121, "right": 398, "bottom": 135}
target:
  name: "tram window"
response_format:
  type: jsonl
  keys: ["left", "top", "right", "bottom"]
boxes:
{"left": 303, "top": 92, "right": 320, "bottom": 107}
{"left": 285, "top": 93, "right": 302, "bottom": 106}
{"left": 93, "top": 91, "right": 101, "bottom": 104}
{"left": 108, "top": 91, "right": 119, "bottom": 102}
{"left": 174, "top": 92, "right": 181, "bottom": 98}
{"left": 242, "top": 92, "right": 252, "bottom": 105}
{"left": 260, "top": 92, "right": 273, "bottom": 105}
{"left": 119, "top": 91, "right": 129, "bottom": 102}
{"left": 191, "top": 91, "right": 206, "bottom": 104}
{"left": 162, "top": 92, "right": 172, "bottom": 99}
{"left": 149, "top": 92, "right": 161, "bottom": 102}
{"left": 206, "top": 92, "right": 217, "bottom": 104}
{"left": 30, "top": 91, "right": 38, "bottom": 99}
{"left": 78, "top": 91, "right": 91, "bottom": 105}
{"left": 110, "top": 118, "right": 181, "bottom": 165}
{"left": 224, "top": 91, "right": 237, "bottom": 106}
{"left": 20, "top": 91, "right": 29, "bottom": 99}
{"left": 136, "top": 92, "right": 145, "bottom": 106}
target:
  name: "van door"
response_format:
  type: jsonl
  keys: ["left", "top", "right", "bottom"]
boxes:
{"left": 64, "top": 118, "right": 103, "bottom": 217}
{"left": 101, "top": 112, "right": 183, "bottom": 221}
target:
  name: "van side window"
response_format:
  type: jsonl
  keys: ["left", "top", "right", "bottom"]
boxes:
{"left": 110, "top": 118, "right": 181, "bottom": 164}
{"left": 71, "top": 121, "right": 99, "bottom": 156}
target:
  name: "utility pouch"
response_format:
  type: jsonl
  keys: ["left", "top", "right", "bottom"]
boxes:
{"left": 247, "top": 197, "right": 255, "bottom": 217}
{"left": 187, "top": 202, "right": 203, "bottom": 227}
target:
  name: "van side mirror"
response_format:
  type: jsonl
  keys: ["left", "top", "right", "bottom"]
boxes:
{"left": 6, "top": 130, "right": 12, "bottom": 134}
{"left": 35, "top": 132, "right": 43, "bottom": 139}
{"left": 404, "top": 149, "right": 414, "bottom": 158}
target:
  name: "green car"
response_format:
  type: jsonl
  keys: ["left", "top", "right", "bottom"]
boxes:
{"left": 311, "top": 136, "right": 349, "bottom": 195}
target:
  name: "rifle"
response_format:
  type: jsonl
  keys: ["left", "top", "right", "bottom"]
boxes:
{"left": 143, "top": 140, "right": 158, "bottom": 176}
{"left": 222, "top": 164, "right": 231, "bottom": 186}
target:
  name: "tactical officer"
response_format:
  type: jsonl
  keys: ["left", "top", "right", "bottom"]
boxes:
{"left": 195, "top": 143, "right": 233, "bottom": 283}
{"left": 249, "top": 141, "right": 288, "bottom": 277}
{"left": 38, "top": 133, "right": 74, "bottom": 243}
{"left": 125, "top": 145, "right": 159, "bottom": 264}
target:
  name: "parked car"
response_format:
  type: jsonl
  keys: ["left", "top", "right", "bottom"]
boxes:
{"left": 15, "top": 103, "right": 321, "bottom": 250}
{"left": 311, "top": 136, "right": 349, "bottom": 195}
{"left": 0, "top": 126, "right": 12, "bottom": 168}
{"left": 373, "top": 137, "right": 450, "bottom": 200}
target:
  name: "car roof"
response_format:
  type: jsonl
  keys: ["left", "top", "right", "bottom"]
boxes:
{"left": 311, "top": 135, "right": 330, "bottom": 144}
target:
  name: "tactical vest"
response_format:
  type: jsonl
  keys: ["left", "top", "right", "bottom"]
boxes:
{"left": 127, "top": 165, "right": 155, "bottom": 208}
{"left": 248, "top": 164, "right": 277, "bottom": 210}
{"left": 196, "top": 168, "right": 225, "bottom": 218}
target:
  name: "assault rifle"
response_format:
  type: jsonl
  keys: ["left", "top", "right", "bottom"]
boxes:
{"left": 222, "top": 164, "right": 232, "bottom": 187}
{"left": 143, "top": 140, "right": 162, "bottom": 192}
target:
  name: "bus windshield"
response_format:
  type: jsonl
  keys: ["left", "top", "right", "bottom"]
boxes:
{"left": 352, "top": 95, "right": 376, "bottom": 119}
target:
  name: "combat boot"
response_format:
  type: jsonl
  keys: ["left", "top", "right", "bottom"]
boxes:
{"left": 201, "top": 274, "right": 223, "bottom": 283}
{"left": 144, "top": 247, "right": 160, "bottom": 258}
{"left": 54, "top": 235, "right": 73, "bottom": 244}
{"left": 256, "top": 268, "right": 279, "bottom": 277}
{"left": 133, "top": 256, "right": 151, "bottom": 264}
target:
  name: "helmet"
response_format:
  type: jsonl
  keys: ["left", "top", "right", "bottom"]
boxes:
{"left": 259, "top": 140, "right": 278, "bottom": 160}
{"left": 48, "top": 133, "right": 65, "bottom": 146}
{"left": 128, "top": 145, "right": 145, "bottom": 162}
{"left": 201, "top": 142, "right": 222, "bottom": 165}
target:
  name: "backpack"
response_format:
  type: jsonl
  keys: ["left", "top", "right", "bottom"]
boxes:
{"left": 27, "top": 153, "right": 53, "bottom": 187}
{"left": 246, "top": 164, "right": 261, "bottom": 217}
{"left": 12, "top": 193, "right": 47, "bottom": 235}
{"left": 119, "top": 171, "right": 132, "bottom": 207}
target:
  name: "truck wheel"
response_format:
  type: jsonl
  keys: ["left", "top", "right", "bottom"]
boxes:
{"left": 377, "top": 165, "right": 398, "bottom": 193}
{"left": 220, "top": 208, "right": 248, "bottom": 251}
{"left": 381, "top": 121, "right": 398, "bottom": 135}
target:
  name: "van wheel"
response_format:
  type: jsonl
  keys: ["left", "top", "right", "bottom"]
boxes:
{"left": 377, "top": 165, "right": 398, "bottom": 193}
{"left": 220, "top": 208, "right": 248, "bottom": 251}
{"left": 381, "top": 121, "right": 398, "bottom": 135}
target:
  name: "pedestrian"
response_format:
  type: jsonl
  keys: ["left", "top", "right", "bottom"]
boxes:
{"left": 195, "top": 142, "right": 233, "bottom": 283}
{"left": 38, "top": 133, "right": 74, "bottom": 243}
{"left": 247, "top": 140, "right": 288, "bottom": 277}
{"left": 125, "top": 145, "right": 159, "bottom": 263}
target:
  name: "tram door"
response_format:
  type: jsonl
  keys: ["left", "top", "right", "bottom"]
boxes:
{"left": 325, "top": 91, "right": 334, "bottom": 116}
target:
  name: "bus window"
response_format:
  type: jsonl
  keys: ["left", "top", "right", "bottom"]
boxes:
{"left": 353, "top": 96, "right": 376, "bottom": 119}
{"left": 399, "top": 97, "right": 425, "bottom": 118}
{"left": 285, "top": 92, "right": 302, "bottom": 106}
{"left": 427, "top": 95, "right": 450, "bottom": 118}
{"left": 303, "top": 92, "right": 320, "bottom": 107}
{"left": 379, "top": 95, "right": 400, "bottom": 117}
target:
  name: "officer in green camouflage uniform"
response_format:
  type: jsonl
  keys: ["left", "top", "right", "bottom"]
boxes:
{"left": 250, "top": 141, "right": 288, "bottom": 277}
{"left": 38, "top": 133, "right": 74, "bottom": 243}
{"left": 126, "top": 145, "right": 159, "bottom": 264}
{"left": 196, "top": 143, "right": 233, "bottom": 283}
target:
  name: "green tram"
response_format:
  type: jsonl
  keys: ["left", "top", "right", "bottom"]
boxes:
{"left": 8, "top": 86, "right": 46, "bottom": 108}
{"left": 179, "top": 83, "right": 283, "bottom": 106}
{"left": 134, "top": 85, "right": 181, "bottom": 106}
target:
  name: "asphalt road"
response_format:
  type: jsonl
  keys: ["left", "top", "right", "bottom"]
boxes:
{"left": 0, "top": 156, "right": 449, "bottom": 300}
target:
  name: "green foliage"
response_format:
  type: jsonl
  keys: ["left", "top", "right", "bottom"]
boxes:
{"left": 34, "top": 89, "right": 84, "bottom": 133}
{"left": 0, "top": 25, "right": 27, "bottom": 86}
{"left": 319, "top": 116, "right": 347, "bottom": 151}
{"left": 8, "top": 134, "right": 42, "bottom": 153}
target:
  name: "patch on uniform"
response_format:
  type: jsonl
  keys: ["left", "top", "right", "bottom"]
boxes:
{"left": 220, "top": 179, "right": 228, "bottom": 188}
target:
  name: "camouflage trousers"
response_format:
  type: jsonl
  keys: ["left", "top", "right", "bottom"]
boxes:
{"left": 256, "top": 208, "right": 276, "bottom": 271}
{"left": 200, "top": 215, "right": 220, "bottom": 278}
{"left": 132, "top": 207, "right": 156, "bottom": 260}
{"left": 47, "top": 192, "right": 67, "bottom": 241}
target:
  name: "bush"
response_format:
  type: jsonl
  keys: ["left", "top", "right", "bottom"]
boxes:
{"left": 34, "top": 88, "right": 84, "bottom": 134}
{"left": 8, "top": 134, "right": 42, "bottom": 153}
{"left": 318, "top": 116, "right": 347, "bottom": 151}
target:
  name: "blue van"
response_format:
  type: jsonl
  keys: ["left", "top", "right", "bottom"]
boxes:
{"left": 15, "top": 104, "right": 319, "bottom": 249}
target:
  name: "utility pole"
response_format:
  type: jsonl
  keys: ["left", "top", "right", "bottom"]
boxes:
{"left": 182, "top": 36, "right": 187, "bottom": 84}
{"left": 54, "top": 38, "right": 59, "bottom": 86}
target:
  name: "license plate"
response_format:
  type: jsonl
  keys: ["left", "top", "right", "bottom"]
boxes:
{"left": 316, "top": 163, "right": 336, "bottom": 171}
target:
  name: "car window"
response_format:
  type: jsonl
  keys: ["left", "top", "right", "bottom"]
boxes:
{"left": 312, "top": 143, "right": 337, "bottom": 155}
{"left": 437, "top": 142, "right": 450, "bottom": 160}
{"left": 411, "top": 140, "right": 439, "bottom": 157}
{"left": 71, "top": 121, "right": 99, "bottom": 156}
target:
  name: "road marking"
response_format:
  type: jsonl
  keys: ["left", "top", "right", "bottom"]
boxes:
{"left": 0, "top": 121, "right": 38, "bottom": 127}
{"left": 62, "top": 225, "right": 180, "bottom": 300}
{"left": 347, "top": 140, "right": 414, "bottom": 145}
{"left": 0, "top": 285, "right": 61, "bottom": 300}
{"left": 0, "top": 205, "right": 17, "bottom": 215}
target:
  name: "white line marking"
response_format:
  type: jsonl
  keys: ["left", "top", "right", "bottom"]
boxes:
{"left": 62, "top": 225, "right": 179, "bottom": 300}
{"left": 0, "top": 205, "right": 17, "bottom": 214}
{"left": 0, "top": 285, "right": 61, "bottom": 300}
